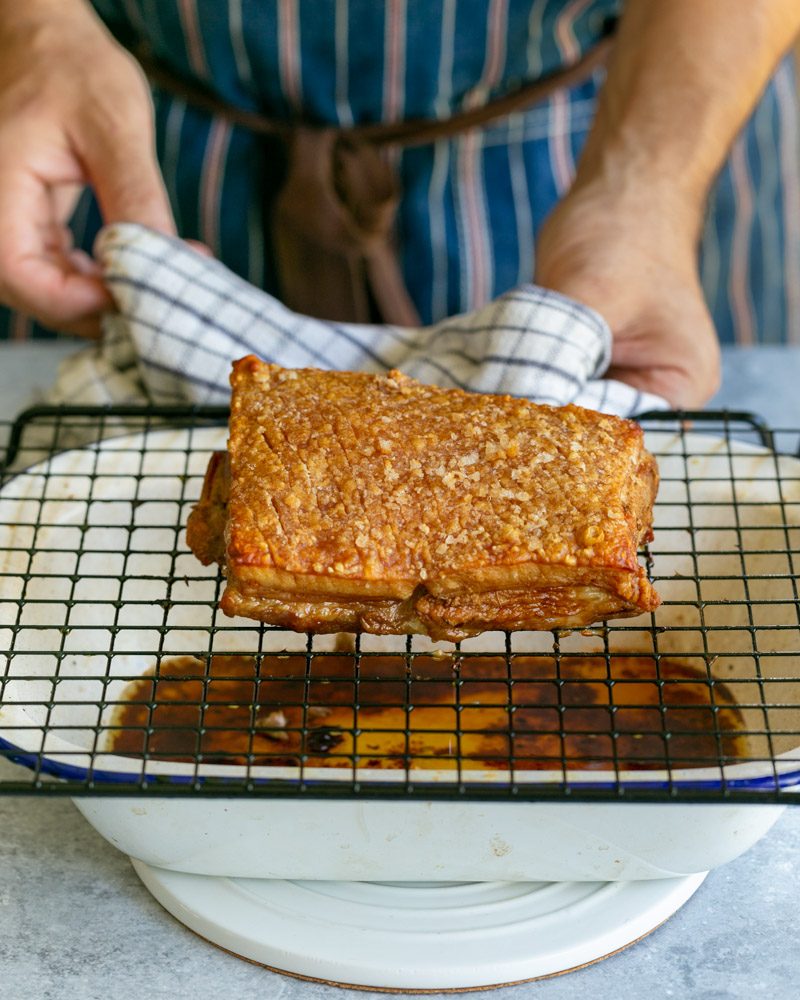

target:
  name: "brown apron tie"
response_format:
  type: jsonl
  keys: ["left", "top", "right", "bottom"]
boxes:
{"left": 137, "top": 36, "right": 612, "bottom": 325}
{"left": 272, "top": 129, "right": 420, "bottom": 324}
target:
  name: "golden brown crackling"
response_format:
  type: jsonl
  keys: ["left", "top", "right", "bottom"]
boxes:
{"left": 187, "top": 356, "right": 660, "bottom": 640}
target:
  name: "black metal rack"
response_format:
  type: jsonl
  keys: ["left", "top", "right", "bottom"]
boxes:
{"left": 0, "top": 406, "right": 798, "bottom": 803}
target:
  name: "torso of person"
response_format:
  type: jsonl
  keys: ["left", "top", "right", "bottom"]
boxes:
{"left": 3, "top": 0, "right": 797, "bottom": 344}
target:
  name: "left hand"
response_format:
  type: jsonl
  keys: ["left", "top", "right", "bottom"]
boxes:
{"left": 535, "top": 179, "right": 721, "bottom": 409}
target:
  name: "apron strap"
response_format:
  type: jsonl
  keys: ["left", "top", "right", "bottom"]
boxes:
{"left": 136, "top": 36, "right": 612, "bottom": 325}
{"left": 272, "top": 128, "right": 421, "bottom": 324}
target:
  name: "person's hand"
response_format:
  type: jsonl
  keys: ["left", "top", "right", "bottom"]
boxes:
{"left": 0, "top": 0, "right": 175, "bottom": 337}
{"left": 535, "top": 180, "right": 721, "bottom": 409}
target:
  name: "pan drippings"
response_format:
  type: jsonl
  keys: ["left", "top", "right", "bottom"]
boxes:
{"left": 108, "top": 653, "right": 748, "bottom": 771}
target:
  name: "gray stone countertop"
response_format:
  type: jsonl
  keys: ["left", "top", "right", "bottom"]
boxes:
{"left": 0, "top": 341, "right": 799, "bottom": 1000}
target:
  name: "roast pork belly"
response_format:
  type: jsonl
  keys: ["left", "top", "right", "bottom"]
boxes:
{"left": 186, "top": 356, "right": 660, "bottom": 641}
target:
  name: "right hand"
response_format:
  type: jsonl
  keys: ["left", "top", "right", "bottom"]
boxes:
{"left": 536, "top": 179, "right": 721, "bottom": 410}
{"left": 0, "top": 0, "right": 175, "bottom": 337}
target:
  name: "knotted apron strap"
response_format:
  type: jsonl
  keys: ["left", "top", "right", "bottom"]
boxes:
{"left": 272, "top": 129, "right": 419, "bottom": 324}
{"left": 137, "top": 35, "right": 612, "bottom": 325}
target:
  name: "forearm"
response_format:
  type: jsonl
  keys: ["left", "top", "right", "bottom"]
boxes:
{"left": 577, "top": 0, "right": 800, "bottom": 228}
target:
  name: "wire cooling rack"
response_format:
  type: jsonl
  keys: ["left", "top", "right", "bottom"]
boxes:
{"left": 0, "top": 405, "right": 799, "bottom": 803}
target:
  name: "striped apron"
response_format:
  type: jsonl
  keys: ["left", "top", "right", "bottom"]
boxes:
{"left": 3, "top": 0, "right": 799, "bottom": 344}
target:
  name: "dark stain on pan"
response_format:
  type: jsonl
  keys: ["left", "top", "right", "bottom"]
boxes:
{"left": 108, "top": 652, "right": 748, "bottom": 771}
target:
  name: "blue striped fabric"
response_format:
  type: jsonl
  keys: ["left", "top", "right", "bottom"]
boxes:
{"left": 2, "top": 0, "right": 798, "bottom": 345}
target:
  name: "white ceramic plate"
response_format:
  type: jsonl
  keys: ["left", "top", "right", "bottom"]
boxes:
{"left": 130, "top": 862, "right": 706, "bottom": 989}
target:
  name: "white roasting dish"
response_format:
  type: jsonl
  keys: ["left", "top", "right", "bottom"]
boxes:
{"left": 0, "top": 425, "right": 798, "bottom": 882}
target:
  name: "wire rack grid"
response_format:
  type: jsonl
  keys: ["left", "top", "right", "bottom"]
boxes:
{"left": 0, "top": 405, "right": 799, "bottom": 804}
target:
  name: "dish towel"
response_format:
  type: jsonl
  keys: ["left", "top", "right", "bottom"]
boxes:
{"left": 49, "top": 224, "right": 667, "bottom": 418}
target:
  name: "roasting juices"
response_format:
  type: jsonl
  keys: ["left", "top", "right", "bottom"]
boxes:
{"left": 108, "top": 652, "right": 748, "bottom": 771}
